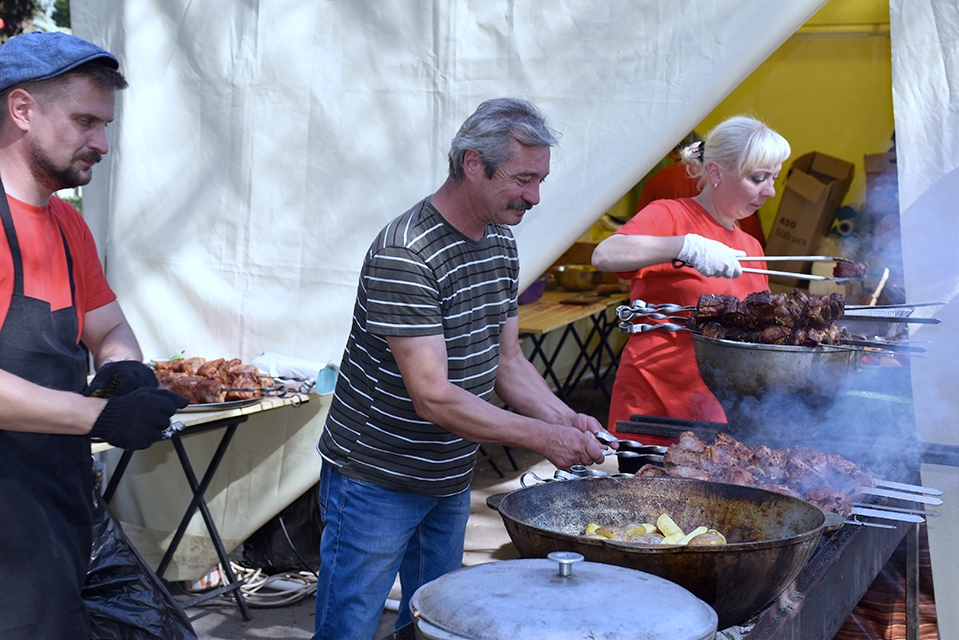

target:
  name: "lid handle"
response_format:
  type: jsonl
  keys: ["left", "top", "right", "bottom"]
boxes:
{"left": 547, "top": 551, "right": 584, "bottom": 577}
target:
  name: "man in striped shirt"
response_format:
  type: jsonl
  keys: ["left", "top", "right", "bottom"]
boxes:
{"left": 314, "top": 98, "right": 609, "bottom": 640}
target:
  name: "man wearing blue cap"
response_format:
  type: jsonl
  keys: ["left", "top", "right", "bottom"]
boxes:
{"left": 0, "top": 31, "right": 190, "bottom": 638}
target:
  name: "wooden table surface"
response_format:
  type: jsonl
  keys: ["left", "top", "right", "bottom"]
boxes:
{"left": 518, "top": 288, "right": 629, "bottom": 335}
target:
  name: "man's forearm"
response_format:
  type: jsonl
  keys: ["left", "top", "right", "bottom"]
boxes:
{"left": 92, "top": 323, "right": 143, "bottom": 369}
{"left": 0, "top": 369, "right": 105, "bottom": 434}
{"left": 494, "top": 348, "right": 577, "bottom": 425}
{"left": 82, "top": 302, "right": 144, "bottom": 369}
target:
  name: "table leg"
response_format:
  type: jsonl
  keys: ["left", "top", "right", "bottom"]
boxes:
{"left": 592, "top": 307, "right": 624, "bottom": 391}
{"left": 905, "top": 523, "right": 919, "bottom": 640}
{"left": 476, "top": 445, "right": 504, "bottom": 477}
{"left": 502, "top": 446, "right": 519, "bottom": 471}
{"left": 561, "top": 308, "right": 622, "bottom": 401}
{"left": 156, "top": 422, "right": 252, "bottom": 620}
{"left": 560, "top": 322, "right": 601, "bottom": 395}
{"left": 523, "top": 331, "right": 572, "bottom": 402}
{"left": 523, "top": 306, "right": 624, "bottom": 403}
{"left": 102, "top": 448, "right": 134, "bottom": 504}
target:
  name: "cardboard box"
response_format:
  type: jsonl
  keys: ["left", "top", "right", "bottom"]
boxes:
{"left": 764, "top": 152, "right": 855, "bottom": 287}
{"left": 864, "top": 151, "right": 896, "bottom": 175}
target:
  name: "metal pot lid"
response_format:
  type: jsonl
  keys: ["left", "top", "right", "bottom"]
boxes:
{"left": 410, "top": 552, "right": 718, "bottom": 640}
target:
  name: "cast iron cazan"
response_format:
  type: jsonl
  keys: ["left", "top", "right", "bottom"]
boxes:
{"left": 487, "top": 475, "right": 844, "bottom": 630}
{"left": 691, "top": 332, "right": 862, "bottom": 441}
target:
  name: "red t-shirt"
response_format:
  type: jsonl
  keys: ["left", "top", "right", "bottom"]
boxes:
{"left": 0, "top": 195, "right": 116, "bottom": 341}
{"left": 738, "top": 213, "right": 766, "bottom": 248}
{"left": 609, "top": 198, "right": 768, "bottom": 443}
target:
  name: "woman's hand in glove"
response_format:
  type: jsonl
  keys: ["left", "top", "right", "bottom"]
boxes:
{"left": 677, "top": 233, "right": 745, "bottom": 278}
{"left": 90, "top": 388, "right": 189, "bottom": 450}
{"left": 85, "top": 361, "right": 159, "bottom": 398}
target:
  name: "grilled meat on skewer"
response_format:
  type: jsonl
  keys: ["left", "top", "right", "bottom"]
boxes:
{"left": 687, "top": 289, "right": 848, "bottom": 347}
{"left": 633, "top": 431, "right": 875, "bottom": 516}
{"left": 833, "top": 261, "right": 869, "bottom": 279}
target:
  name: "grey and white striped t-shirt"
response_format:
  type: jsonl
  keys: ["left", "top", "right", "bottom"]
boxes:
{"left": 318, "top": 198, "right": 519, "bottom": 496}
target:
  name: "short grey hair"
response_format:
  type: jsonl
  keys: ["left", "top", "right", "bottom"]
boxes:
{"left": 448, "top": 98, "right": 559, "bottom": 180}
{"left": 681, "top": 115, "right": 790, "bottom": 190}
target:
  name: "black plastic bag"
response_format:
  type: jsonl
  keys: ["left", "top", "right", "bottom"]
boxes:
{"left": 241, "top": 483, "right": 321, "bottom": 574}
{"left": 83, "top": 490, "right": 197, "bottom": 640}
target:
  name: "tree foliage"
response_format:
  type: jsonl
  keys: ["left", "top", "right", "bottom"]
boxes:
{"left": 52, "top": 0, "right": 68, "bottom": 28}
{"left": 0, "top": 0, "right": 38, "bottom": 40}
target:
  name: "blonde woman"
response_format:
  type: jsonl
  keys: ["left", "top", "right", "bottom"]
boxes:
{"left": 592, "top": 115, "right": 790, "bottom": 446}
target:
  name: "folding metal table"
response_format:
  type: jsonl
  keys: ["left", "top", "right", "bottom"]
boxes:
{"left": 517, "top": 289, "right": 628, "bottom": 402}
{"left": 94, "top": 393, "right": 311, "bottom": 620}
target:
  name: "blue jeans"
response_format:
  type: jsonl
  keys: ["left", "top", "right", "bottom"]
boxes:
{"left": 312, "top": 464, "right": 471, "bottom": 640}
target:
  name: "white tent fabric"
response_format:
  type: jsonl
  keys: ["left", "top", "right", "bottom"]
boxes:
{"left": 891, "top": 1, "right": 959, "bottom": 636}
{"left": 72, "top": 1, "right": 827, "bottom": 578}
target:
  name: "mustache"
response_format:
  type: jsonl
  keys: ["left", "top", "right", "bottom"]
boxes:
{"left": 75, "top": 151, "right": 102, "bottom": 164}
{"left": 506, "top": 201, "right": 533, "bottom": 211}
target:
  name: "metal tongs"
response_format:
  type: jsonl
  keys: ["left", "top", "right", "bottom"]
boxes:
{"left": 672, "top": 256, "right": 863, "bottom": 283}
{"left": 738, "top": 256, "right": 864, "bottom": 283}
{"left": 595, "top": 431, "right": 668, "bottom": 460}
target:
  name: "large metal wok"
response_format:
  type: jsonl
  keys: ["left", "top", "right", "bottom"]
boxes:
{"left": 487, "top": 476, "right": 844, "bottom": 630}
{"left": 691, "top": 332, "right": 861, "bottom": 441}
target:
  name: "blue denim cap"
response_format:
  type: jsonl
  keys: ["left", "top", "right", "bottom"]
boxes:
{"left": 0, "top": 31, "right": 118, "bottom": 94}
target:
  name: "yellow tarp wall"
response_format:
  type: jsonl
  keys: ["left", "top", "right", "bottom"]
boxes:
{"left": 604, "top": 0, "right": 894, "bottom": 238}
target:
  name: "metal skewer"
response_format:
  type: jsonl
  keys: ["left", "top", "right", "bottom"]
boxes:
{"left": 854, "top": 502, "right": 937, "bottom": 517}
{"left": 844, "top": 520, "right": 897, "bottom": 529}
{"left": 846, "top": 302, "right": 946, "bottom": 310}
{"left": 873, "top": 479, "right": 943, "bottom": 496}
{"left": 850, "top": 506, "right": 925, "bottom": 523}
{"left": 739, "top": 267, "right": 855, "bottom": 282}
{"left": 739, "top": 255, "right": 858, "bottom": 263}
{"left": 842, "top": 314, "right": 940, "bottom": 325}
{"left": 860, "top": 486, "right": 943, "bottom": 505}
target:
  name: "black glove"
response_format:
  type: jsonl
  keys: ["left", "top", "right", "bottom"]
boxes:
{"left": 84, "top": 361, "right": 159, "bottom": 398}
{"left": 90, "top": 387, "right": 189, "bottom": 450}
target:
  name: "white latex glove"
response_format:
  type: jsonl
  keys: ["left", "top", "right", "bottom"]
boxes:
{"left": 677, "top": 234, "right": 745, "bottom": 278}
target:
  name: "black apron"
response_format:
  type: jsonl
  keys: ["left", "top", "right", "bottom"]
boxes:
{"left": 0, "top": 183, "right": 94, "bottom": 639}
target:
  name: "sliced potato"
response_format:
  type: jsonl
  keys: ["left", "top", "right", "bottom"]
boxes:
{"left": 625, "top": 523, "right": 658, "bottom": 536}
{"left": 688, "top": 529, "right": 727, "bottom": 545}
{"left": 661, "top": 532, "right": 686, "bottom": 545}
{"left": 677, "top": 526, "right": 709, "bottom": 545}
{"left": 584, "top": 523, "right": 611, "bottom": 539}
{"left": 656, "top": 513, "right": 684, "bottom": 538}
{"left": 623, "top": 532, "right": 665, "bottom": 545}
{"left": 583, "top": 523, "right": 618, "bottom": 539}
{"left": 594, "top": 526, "right": 618, "bottom": 539}
{"left": 586, "top": 516, "right": 726, "bottom": 547}
{"left": 705, "top": 528, "right": 726, "bottom": 542}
